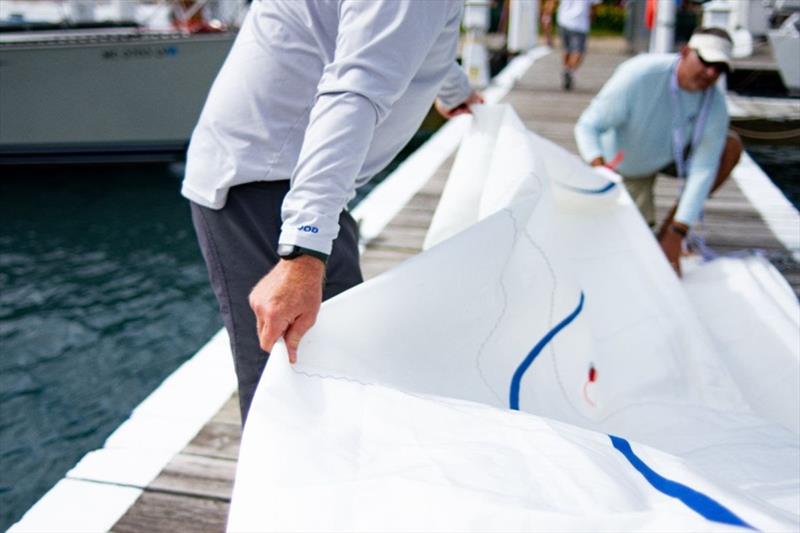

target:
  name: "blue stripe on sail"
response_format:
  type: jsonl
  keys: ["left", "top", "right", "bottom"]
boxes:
{"left": 507, "top": 290, "right": 753, "bottom": 529}
{"left": 609, "top": 435, "right": 755, "bottom": 530}
{"left": 509, "top": 292, "right": 584, "bottom": 411}
{"left": 558, "top": 181, "right": 617, "bottom": 195}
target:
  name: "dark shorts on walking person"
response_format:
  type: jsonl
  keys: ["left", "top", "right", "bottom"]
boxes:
{"left": 560, "top": 26, "right": 587, "bottom": 54}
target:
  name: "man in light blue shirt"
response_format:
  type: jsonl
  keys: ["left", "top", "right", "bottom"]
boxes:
{"left": 575, "top": 27, "right": 742, "bottom": 275}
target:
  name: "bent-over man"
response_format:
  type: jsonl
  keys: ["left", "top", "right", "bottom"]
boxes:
{"left": 575, "top": 27, "right": 742, "bottom": 276}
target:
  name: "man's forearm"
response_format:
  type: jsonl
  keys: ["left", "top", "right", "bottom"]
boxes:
{"left": 574, "top": 118, "right": 606, "bottom": 166}
{"left": 280, "top": 91, "right": 377, "bottom": 255}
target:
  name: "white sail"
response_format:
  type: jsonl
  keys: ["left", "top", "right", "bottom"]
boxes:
{"left": 229, "top": 105, "right": 799, "bottom": 532}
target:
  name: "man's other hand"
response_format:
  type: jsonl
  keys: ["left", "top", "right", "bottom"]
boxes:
{"left": 248, "top": 256, "right": 325, "bottom": 364}
{"left": 659, "top": 225, "right": 687, "bottom": 277}
{"left": 435, "top": 90, "right": 485, "bottom": 119}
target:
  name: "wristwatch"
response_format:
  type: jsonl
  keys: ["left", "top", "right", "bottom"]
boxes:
{"left": 669, "top": 223, "right": 689, "bottom": 238}
{"left": 277, "top": 244, "right": 329, "bottom": 265}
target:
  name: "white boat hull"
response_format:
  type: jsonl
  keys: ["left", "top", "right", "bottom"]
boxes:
{"left": 0, "top": 31, "right": 234, "bottom": 163}
{"left": 768, "top": 13, "right": 800, "bottom": 95}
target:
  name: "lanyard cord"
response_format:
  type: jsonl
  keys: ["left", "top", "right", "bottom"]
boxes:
{"left": 670, "top": 59, "right": 716, "bottom": 260}
{"left": 669, "top": 60, "right": 714, "bottom": 179}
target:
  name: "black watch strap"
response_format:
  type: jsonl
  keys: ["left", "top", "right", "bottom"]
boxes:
{"left": 277, "top": 244, "right": 329, "bottom": 265}
{"left": 669, "top": 224, "right": 688, "bottom": 238}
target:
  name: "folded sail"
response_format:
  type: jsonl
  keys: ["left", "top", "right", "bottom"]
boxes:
{"left": 229, "top": 105, "right": 799, "bottom": 532}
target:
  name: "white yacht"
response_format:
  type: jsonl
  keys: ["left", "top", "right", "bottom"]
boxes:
{"left": 768, "top": 12, "right": 800, "bottom": 95}
{"left": 0, "top": 1, "right": 244, "bottom": 163}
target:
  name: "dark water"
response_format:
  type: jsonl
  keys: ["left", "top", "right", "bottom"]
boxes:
{"left": 747, "top": 144, "right": 800, "bottom": 210}
{"left": 0, "top": 164, "right": 221, "bottom": 530}
{"left": 729, "top": 69, "right": 796, "bottom": 99}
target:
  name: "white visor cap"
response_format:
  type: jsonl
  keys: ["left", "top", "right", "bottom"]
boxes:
{"left": 688, "top": 33, "right": 733, "bottom": 72}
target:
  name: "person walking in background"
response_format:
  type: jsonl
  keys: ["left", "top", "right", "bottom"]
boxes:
{"left": 183, "top": 0, "right": 482, "bottom": 423}
{"left": 557, "top": 0, "right": 601, "bottom": 90}
{"left": 574, "top": 28, "right": 742, "bottom": 276}
{"left": 540, "top": 0, "right": 557, "bottom": 47}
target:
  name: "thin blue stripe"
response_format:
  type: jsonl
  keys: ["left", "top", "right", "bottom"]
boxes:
{"left": 509, "top": 292, "right": 584, "bottom": 410}
{"left": 609, "top": 435, "right": 755, "bottom": 529}
{"left": 558, "top": 181, "right": 617, "bottom": 195}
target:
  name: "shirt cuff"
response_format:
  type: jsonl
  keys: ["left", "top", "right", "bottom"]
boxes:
{"left": 583, "top": 150, "right": 604, "bottom": 165}
{"left": 574, "top": 125, "right": 604, "bottom": 164}
{"left": 672, "top": 213, "right": 696, "bottom": 228}
{"left": 278, "top": 226, "right": 334, "bottom": 256}
{"left": 436, "top": 64, "right": 473, "bottom": 110}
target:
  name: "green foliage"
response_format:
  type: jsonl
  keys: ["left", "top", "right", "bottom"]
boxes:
{"left": 549, "top": 1, "right": 626, "bottom": 36}
{"left": 592, "top": 2, "right": 626, "bottom": 35}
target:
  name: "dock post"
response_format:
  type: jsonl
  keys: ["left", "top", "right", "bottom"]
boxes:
{"left": 463, "top": 0, "right": 492, "bottom": 89}
{"left": 650, "top": 0, "right": 676, "bottom": 54}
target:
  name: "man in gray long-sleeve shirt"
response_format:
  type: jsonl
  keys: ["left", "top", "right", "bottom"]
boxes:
{"left": 183, "top": 0, "right": 481, "bottom": 422}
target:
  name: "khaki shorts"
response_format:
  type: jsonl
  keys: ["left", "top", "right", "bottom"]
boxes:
{"left": 622, "top": 174, "right": 658, "bottom": 228}
{"left": 621, "top": 129, "right": 738, "bottom": 228}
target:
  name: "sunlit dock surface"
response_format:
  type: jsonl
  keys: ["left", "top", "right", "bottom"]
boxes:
{"left": 17, "top": 37, "right": 798, "bottom": 532}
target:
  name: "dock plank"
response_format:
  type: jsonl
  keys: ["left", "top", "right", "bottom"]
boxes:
{"left": 183, "top": 421, "right": 241, "bottom": 461}
{"left": 112, "top": 491, "right": 228, "bottom": 533}
{"left": 113, "top": 453, "right": 236, "bottom": 530}
{"left": 147, "top": 454, "right": 236, "bottom": 501}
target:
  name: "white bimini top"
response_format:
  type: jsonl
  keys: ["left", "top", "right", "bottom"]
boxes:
{"left": 182, "top": 0, "right": 471, "bottom": 254}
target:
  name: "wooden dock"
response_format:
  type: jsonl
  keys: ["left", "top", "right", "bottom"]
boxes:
{"left": 110, "top": 37, "right": 799, "bottom": 531}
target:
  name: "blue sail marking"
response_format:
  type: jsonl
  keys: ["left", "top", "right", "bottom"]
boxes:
{"left": 508, "top": 292, "right": 584, "bottom": 410}
{"left": 557, "top": 181, "right": 617, "bottom": 195}
{"left": 609, "top": 435, "right": 755, "bottom": 529}
{"left": 507, "top": 292, "right": 754, "bottom": 529}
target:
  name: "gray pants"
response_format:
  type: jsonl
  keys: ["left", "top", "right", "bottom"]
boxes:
{"left": 190, "top": 180, "right": 362, "bottom": 424}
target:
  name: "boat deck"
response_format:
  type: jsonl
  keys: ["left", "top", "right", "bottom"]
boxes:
{"left": 110, "top": 38, "right": 799, "bottom": 531}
